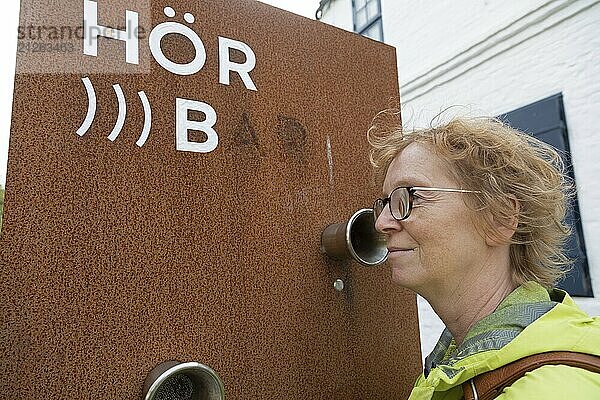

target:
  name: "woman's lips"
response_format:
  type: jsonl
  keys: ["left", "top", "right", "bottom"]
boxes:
{"left": 387, "top": 247, "right": 416, "bottom": 252}
{"left": 388, "top": 247, "right": 416, "bottom": 255}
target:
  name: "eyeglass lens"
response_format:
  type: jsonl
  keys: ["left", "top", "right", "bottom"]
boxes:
{"left": 374, "top": 187, "right": 411, "bottom": 221}
{"left": 391, "top": 187, "right": 411, "bottom": 220}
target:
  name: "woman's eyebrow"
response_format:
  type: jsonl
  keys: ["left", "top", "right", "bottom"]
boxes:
{"left": 388, "top": 178, "right": 431, "bottom": 190}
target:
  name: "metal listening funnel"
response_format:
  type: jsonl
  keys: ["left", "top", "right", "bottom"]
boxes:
{"left": 320, "top": 208, "right": 388, "bottom": 266}
{"left": 143, "top": 361, "right": 225, "bottom": 400}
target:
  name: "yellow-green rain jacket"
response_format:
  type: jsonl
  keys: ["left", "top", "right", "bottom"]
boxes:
{"left": 409, "top": 282, "right": 600, "bottom": 399}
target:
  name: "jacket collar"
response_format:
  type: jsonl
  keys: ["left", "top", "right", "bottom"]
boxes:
{"left": 423, "top": 282, "right": 558, "bottom": 378}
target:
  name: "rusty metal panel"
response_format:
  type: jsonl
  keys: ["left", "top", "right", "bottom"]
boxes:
{"left": 0, "top": 0, "right": 421, "bottom": 398}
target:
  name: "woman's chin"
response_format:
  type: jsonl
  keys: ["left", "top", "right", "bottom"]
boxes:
{"left": 391, "top": 267, "right": 417, "bottom": 288}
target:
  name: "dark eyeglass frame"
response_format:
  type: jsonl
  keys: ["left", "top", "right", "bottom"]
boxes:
{"left": 373, "top": 186, "right": 481, "bottom": 221}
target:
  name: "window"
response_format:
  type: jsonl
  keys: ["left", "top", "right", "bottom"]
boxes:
{"left": 353, "top": 0, "right": 383, "bottom": 41}
{"left": 498, "top": 94, "right": 592, "bottom": 296}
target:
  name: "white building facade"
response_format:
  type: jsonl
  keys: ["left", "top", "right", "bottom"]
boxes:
{"left": 318, "top": 0, "right": 600, "bottom": 359}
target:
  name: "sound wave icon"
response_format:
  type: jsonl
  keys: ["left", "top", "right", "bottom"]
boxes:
{"left": 76, "top": 77, "right": 152, "bottom": 147}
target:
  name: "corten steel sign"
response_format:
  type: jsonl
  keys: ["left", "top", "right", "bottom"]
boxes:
{"left": 0, "top": 0, "right": 421, "bottom": 398}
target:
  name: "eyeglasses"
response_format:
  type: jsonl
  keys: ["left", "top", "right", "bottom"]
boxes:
{"left": 373, "top": 186, "right": 481, "bottom": 221}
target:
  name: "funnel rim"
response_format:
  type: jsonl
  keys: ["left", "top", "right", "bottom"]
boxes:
{"left": 144, "top": 361, "right": 225, "bottom": 400}
{"left": 345, "top": 208, "right": 389, "bottom": 267}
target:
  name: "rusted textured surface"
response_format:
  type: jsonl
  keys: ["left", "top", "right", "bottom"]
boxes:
{"left": 0, "top": 0, "right": 421, "bottom": 398}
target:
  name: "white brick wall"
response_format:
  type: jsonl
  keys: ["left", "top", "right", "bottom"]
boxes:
{"left": 319, "top": 0, "right": 354, "bottom": 31}
{"left": 321, "top": 0, "right": 600, "bottom": 361}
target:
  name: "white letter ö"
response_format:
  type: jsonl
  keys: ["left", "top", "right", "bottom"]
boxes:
{"left": 149, "top": 22, "right": 206, "bottom": 76}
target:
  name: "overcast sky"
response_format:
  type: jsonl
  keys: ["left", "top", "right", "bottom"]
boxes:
{"left": 0, "top": 0, "right": 320, "bottom": 185}
{"left": 0, "top": 1, "right": 20, "bottom": 186}
{"left": 257, "top": 0, "right": 321, "bottom": 18}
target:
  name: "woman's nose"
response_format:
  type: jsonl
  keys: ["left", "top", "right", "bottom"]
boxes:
{"left": 374, "top": 205, "right": 403, "bottom": 233}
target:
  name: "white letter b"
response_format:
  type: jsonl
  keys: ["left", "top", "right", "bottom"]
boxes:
{"left": 176, "top": 98, "right": 219, "bottom": 153}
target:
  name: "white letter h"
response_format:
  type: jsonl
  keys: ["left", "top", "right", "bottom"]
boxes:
{"left": 83, "top": 0, "right": 139, "bottom": 64}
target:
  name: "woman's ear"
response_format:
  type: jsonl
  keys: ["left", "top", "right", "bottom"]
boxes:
{"left": 485, "top": 194, "right": 520, "bottom": 246}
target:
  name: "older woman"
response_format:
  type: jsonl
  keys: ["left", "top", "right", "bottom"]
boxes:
{"left": 368, "top": 110, "right": 600, "bottom": 399}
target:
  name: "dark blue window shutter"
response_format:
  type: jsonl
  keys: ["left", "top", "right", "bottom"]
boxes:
{"left": 352, "top": 0, "right": 383, "bottom": 41}
{"left": 498, "top": 94, "right": 592, "bottom": 296}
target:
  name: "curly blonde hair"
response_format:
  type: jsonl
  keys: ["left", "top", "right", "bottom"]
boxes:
{"left": 367, "top": 109, "right": 573, "bottom": 288}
